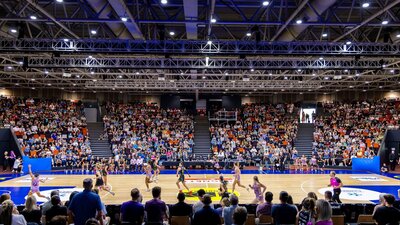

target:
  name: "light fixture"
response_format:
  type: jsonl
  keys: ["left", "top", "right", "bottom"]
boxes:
{"left": 362, "top": 2, "right": 370, "bottom": 8}
{"left": 56, "top": 0, "right": 63, "bottom": 2}
{"left": 121, "top": 17, "right": 128, "bottom": 22}
{"left": 296, "top": 19, "right": 302, "bottom": 24}
{"left": 76, "top": 75, "right": 80, "bottom": 78}
{"left": 31, "top": 87, "right": 35, "bottom": 90}
{"left": 180, "top": 72, "right": 184, "bottom": 75}
{"left": 312, "top": 73, "right": 316, "bottom": 76}
{"left": 297, "top": 69, "right": 302, "bottom": 72}
{"left": 7, "top": 66, "right": 12, "bottom": 69}
{"left": 225, "top": 72, "right": 228, "bottom": 75}
{"left": 284, "top": 76, "right": 288, "bottom": 80}
{"left": 30, "top": 15, "right": 37, "bottom": 20}
{"left": 363, "top": 89, "right": 367, "bottom": 92}
{"left": 349, "top": 86, "right": 354, "bottom": 88}
{"left": 344, "top": 69, "right": 348, "bottom": 72}
{"left": 397, "top": 34, "right": 400, "bottom": 38}
{"left": 346, "top": 41, "right": 352, "bottom": 45}
{"left": 90, "top": 71, "right": 95, "bottom": 74}
{"left": 356, "top": 73, "right": 360, "bottom": 76}
{"left": 10, "top": 29, "right": 17, "bottom": 33}
{"left": 47, "top": 83, "right": 52, "bottom": 86}
{"left": 207, "top": 40, "right": 212, "bottom": 45}
{"left": 118, "top": 75, "right": 122, "bottom": 78}
{"left": 44, "top": 70, "right": 49, "bottom": 74}
{"left": 202, "top": 76, "right": 206, "bottom": 79}
{"left": 365, "top": 81, "right": 370, "bottom": 84}
{"left": 390, "top": 69, "right": 395, "bottom": 73}
{"left": 90, "top": 30, "right": 97, "bottom": 35}
{"left": 169, "top": 31, "right": 175, "bottom": 36}
{"left": 15, "top": 83, "right": 19, "bottom": 86}
{"left": 63, "top": 38, "right": 69, "bottom": 42}
{"left": 246, "top": 32, "right": 252, "bottom": 37}
{"left": 211, "top": 18, "right": 217, "bottom": 23}
{"left": 250, "top": 68, "right": 254, "bottom": 72}
{"left": 31, "top": 78, "right": 35, "bottom": 81}
{"left": 322, "top": 33, "right": 328, "bottom": 37}
{"left": 73, "top": 83, "right": 76, "bottom": 86}
{"left": 262, "top": 1, "right": 269, "bottom": 6}
{"left": 382, "top": 20, "right": 389, "bottom": 25}
{"left": 135, "top": 72, "right": 139, "bottom": 75}
{"left": 319, "top": 57, "right": 323, "bottom": 60}
{"left": 88, "top": 55, "right": 93, "bottom": 59}
{"left": 161, "top": 0, "right": 168, "bottom": 4}
{"left": 379, "top": 86, "right": 383, "bottom": 88}
{"left": 269, "top": 73, "right": 272, "bottom": 76}
{"left": 18, "top": 61, "right": 23, "bottom": 65}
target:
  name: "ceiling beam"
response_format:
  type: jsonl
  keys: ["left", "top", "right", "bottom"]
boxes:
{"left": 334, "top": 0, "right": 400, "bottom": 42}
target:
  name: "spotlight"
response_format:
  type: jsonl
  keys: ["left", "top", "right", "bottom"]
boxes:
{"left": 262, "top": 1, "right": 269, "bottom": 6}
{"left": 296, "top": 19, "right": 302, "bottom": 24}
{"left": 121, "top": 17, "right": 128, "bottom": 22}
{"left": 382, "top": 20, "right": 389, "bottom": 25}
{"left": 169, "top": 31, "right": 175, "bottom": 36}
{"left": 10, "top": 29, "right": 17, "bottom": 33}
{"left": 161, "top": 0, "right": 168, "bottom": 4}
{"left": 56, "top": 0, "right": 63, "bottom": 2}
{"left": 346, "top": 41, "right": 352, "bottom": 45}
{"left": 362, "top": 2, "right": 370, "bottom": 8}
{"left": 211, "top": 18, "right": 217, "bottom": 23}
{"left": 90, "top": 30, "right": 97, "bottom": 35}
{"left": 207, "top": 40, "right": 212, "bottom": 45}
{"left": 322, "top": 33, "right": 328, "bottom": 37}
{"left": 246, "top": 32, "right": 252, "bottom": 37}
{"left": 30, "top": 15, "right": 37, "bottom": 20}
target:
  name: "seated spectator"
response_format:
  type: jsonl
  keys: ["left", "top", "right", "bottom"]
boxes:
{"left": 169, "top": 192, "right": 192, "bottom": 218}
{"left": 0, "top": 194, "right": 11, "bottom": 215}
{"left": 271, "top": 191, "right": 297, "bottom": 225}
{"left": 21, "top": 196, "right": 42, "bottom": 225}
{"left": 120, "top": 188, "right": 144, "bottom": 225}
{"left": 324, "top": 191, "right": 342, "bottom": 215}
{"left": 192, "top": 194, "right": 221, "bottom": 225}
{"left": 315, "top": 199, "right": 333, "bottom": 225}
{"left": 307, "top": 192, "right": 318, "bottom": 200}
{"left": 193, "top": 189, "right": 214, "bottom": 214}
{"left": 256, "top": 191, "right": 273, "bottom": 217}
{"left": 297, "top": 197, "right": 315, "bottom": 225}
{"left": 42, "top": 190, "right": 60, "bottom": 216}
{"left": 373, "top": 194, "right": 387, "bottom": 215}
{"left": 0, "top": 200, "right": 27, "bottom": 225}
{"left": 144, "top": 186, "right": 167, "bottom": 224}
{"left": 216, "top": 197, "right": 230, "bottom": 217}
{"left": 91, "top": 190, "right": 110, "bottom": 225}
{"left": 68, "top": 178, "right": 103, "bottom": 225}
{"left": 381, "top": 163, "right": 388, "bottom": 173}
{"left": 223, "top": 194, "right": 239, "bottom": 225}
{"left": 48, "top": 216, "right": 67, "bottom": 225}
{"left": 64, "top": 191, "right": 79, "bottom": 208}
{"left": 45, "top": 196, "right": 67, "bottom": 224}
{"left": 232, "top": 207, "right": 247, "bottom": 225}
{"left": 373, "top": 194, "right": 400, "bottom": 225}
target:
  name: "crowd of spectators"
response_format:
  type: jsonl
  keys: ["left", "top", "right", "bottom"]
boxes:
{"left": 0, "top": 97, "right": 90, "bottom": 170}
{"left": 102, "top": 103, "right": 195, "bottom": 172}
{"left": 209, "top": 103, "right": 298, "bottom": 165}
{"left": 313, "top": 100, "right": 400, "bottom": 167}
{"left": 4, "top": 176, "right": 399, "bottom": 225}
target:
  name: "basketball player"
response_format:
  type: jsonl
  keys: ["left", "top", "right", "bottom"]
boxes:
{"left": 94, "top": 171, "right": 105, "bottom": 191}
{"left": 232, "top": 162, "right": 249, "bottom": 192}
{"left": 219, "top": 175, "right": 229, "bottom": 199}
{"left": 144, "top": 162, "right": 153, "bottom": 192}
{"left": 101, "top": 164, "right": 109, "bottom": 186}
{"left": 28, "top": 164, "right": 49, "bottom": 199}
{"left": 248, "top": 176, "right": 266, "bottom": 204}
{"left": 152, "top": 158, "right": 161, "bottom": 183}
{"left": 176, "top": 162, "right": 191, "bottom": 192}
{"left": 327, "top": 171, "right": 343, "bottom": 203}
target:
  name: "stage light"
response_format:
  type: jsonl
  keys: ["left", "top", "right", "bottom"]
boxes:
{"left": 56, "top": 0, "right": 63, "bottom": 2}
{"left": 211, "top": 18, "right": 217, "bottom": 23}
{"left": 169, "top": 31, "right": 175, "bottom": 36}
{"left": 262, "top": 1, "right": 269, "bottom": 6}
{"left": 31, "top": 87, "right": 35, "bottom": 90}
{"left": 47, "top": 83, "right": 52, "bottom": 86}
{"left": 63, "top": 38, "right": 69, "bottom": 41}
{"left": 10, "top": 29, "right": 17, "bottom": 33}
{"left": 322, "top": 33, "right": 328, "bottom": 37}
{"left": 250, "top": 68, "right": 254, "bottom": 72}
{"left": 121, "top": 17, "right": 128, "bottom": 22}
{"left": 30, "top": 15, "right": 37, "bottom": 20}
{"left": 207, "top": 40, "right": 212, "bottom": 45}
{"left": 136, "top": 72, "right": 140, "bottom": 75}
{"left": 161, "top": 0, "right": 168, "bottom": 4}
{"left": 91, "top": 30, "right": 97, "bottom": 35}
{"left": 362, "top": 2, "right": 370, "bottom": 8}
{"left": 382, "top": 20, "right": 389, "bottom": 25}
{"left": 319, "top": 57, "right": 323, "bottom": 60}
{"left": 346, "top": 41, "right": 352, "bottom": 45}
{"left": 246, "top": 32, "right": 252, "bottom": 37}
{"left": 296, "top": 19, "right": 302, "bottom": 24}
{"left": 118, "top": 75, "right": 122, "bottom": 78}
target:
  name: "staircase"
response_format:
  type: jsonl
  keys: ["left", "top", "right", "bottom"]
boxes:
{"left": 87, "top": 122, "right": 112, "bottom": 158}
{"left": 294, "top": 123, "right": 315, "bottom": 158}
{"left": 193, "top": 115, "right": 211, "bottom": 157}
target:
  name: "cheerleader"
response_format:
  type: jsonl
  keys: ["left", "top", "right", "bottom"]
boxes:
{"left": 248, "top": 176, "right": 266, "bottom": 204}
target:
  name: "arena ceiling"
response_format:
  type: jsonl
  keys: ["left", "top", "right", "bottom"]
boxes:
{"left": 1, "top": 0, "right": 400, "bottom": 94}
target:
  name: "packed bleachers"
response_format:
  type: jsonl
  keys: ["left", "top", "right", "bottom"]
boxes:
{"left": 102, "top": 102, "right": 195, "bottom": 172}
{"left": 0, "top": 97, "right": 90, "bottom": 168}
{"left": 313, "top": 100, "right": 400, "bottom": 167}
{"left": 209, "top": 103, "right": 298, "bottom": 165}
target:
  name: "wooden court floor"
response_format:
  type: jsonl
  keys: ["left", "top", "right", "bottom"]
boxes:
{"left": 1, "top": 173, "right": 397, "bottom": 205}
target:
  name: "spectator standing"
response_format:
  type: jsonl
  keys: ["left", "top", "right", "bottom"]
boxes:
{"left": 120, "top": 188, "right": 144, "bottom": 225}
{"left": 21, "top": 196, "right": 42, "bottom": 225}
{"left": 192, "top": 194, "right": 221, "bottom": 225}
{"left": 223, "top": 195, "right": 239, "bottom": 225}
{"left": 271, "top": 191, "right": 297, "bottom": 225}
{"left": 68, "top": 178, "right": 103, "bottom": 225}
{"left": 144, "top": 186, "right": 167, "bottom": 224}
{"left": 42, "top": 191, "right": 60, "bottom": 218}
{"left": 389, "top": 150, "right": 397, "bottom": 171}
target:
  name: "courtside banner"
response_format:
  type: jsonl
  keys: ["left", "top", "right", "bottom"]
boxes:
{"left": 184, "top": 177, "right": 234, "bottom": 184}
